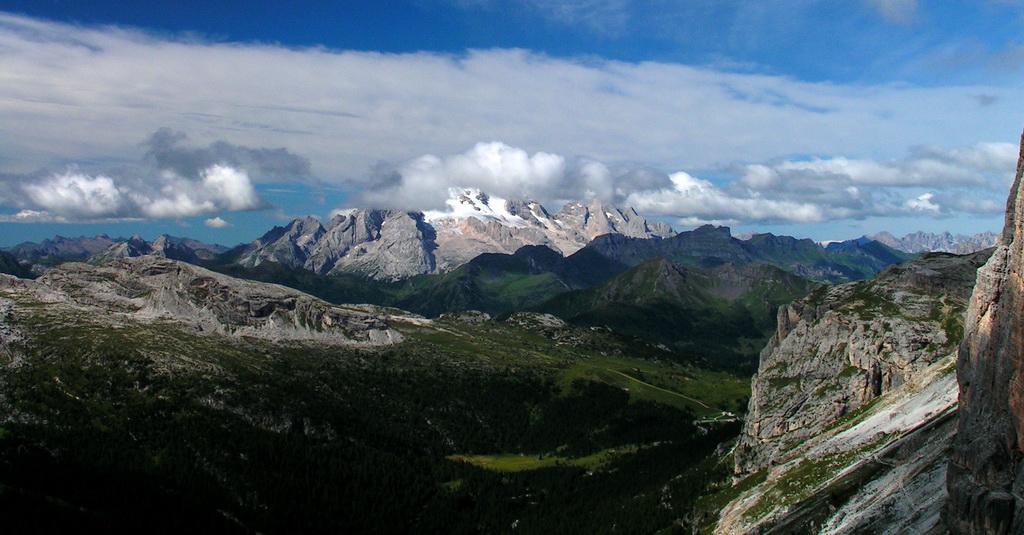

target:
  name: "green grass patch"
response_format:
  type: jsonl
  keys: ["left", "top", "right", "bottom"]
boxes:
{"left": 449, "top": 445, "right": 641, "bottom": 472}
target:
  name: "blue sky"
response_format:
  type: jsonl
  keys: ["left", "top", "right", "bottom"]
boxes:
{"left": 1, "top": 1, "right": 1023, "bottom": 247}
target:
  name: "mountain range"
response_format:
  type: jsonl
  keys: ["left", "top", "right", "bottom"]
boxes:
{"left": 0, "top": 192, "right": 917, "bottom": 377}
{"left": 221, "top": 189, "right": 674, "bottom": 280}
{"left": 867, "top": 230, "right": 998, "bottom": 254}
{"left": 5, "top": 189, "right": 982, "bottom": 290}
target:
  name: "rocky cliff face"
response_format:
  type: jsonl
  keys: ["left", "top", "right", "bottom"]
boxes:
{"left": 0, "top": 256, "right": 402, "bottom": 346}
{"left": 736, "top": 250, "right": 989, "bottom": 476}
{"left": 714, "top": 249, "right": 988, "bottom": 534}
{"left": 947, "top": 133, "right": 1024, "bottom": 534}
{"left": 232, "top": 210, "right": 437, "bottom": 280}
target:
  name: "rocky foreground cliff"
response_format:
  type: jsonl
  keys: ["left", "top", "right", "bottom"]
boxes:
{"left": 947, "top": 133, "right": 1024, "bottom": 534}
{"left": 713, "top": 249, "right": 989, "bottom": 534}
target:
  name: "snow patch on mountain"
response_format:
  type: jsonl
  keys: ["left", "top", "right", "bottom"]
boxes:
{"left": 424, "top": 188, "right": 528, "bottom": 227}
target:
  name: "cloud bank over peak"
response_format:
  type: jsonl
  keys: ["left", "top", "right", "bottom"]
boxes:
{"left": 357, "top": 140, "right": 1018, "bottom": 227}
{"left": 357, "top": 141, "right": 674, "bottom": 211}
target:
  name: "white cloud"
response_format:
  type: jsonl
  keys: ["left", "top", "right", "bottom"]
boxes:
{"left": 352, "top": 139, "right": 1016, "bottom": 227}
{"left": 905, "top": 192, "right": 940, "bottom": 212}
{"left": 1, "top": 11, "right": 1022, "bottom": 187}
{"left": 1, "top": 164, "right": 264, "bottom": 223}
{"left": 204, "top": 216, "right": 230, "bottom": 228}
{"left": 22, "top": 171, "right": 125, "bottom": 219}
{"left": 360, "top": 141, "right": 568, "bottom": 210}
{"left": 738, "top": 142, "right": 1017, "bottom": 191}
{"left": 200, "top": 165, "right": 263, "bottom": 211}
{"left": 357, "top": 141, "right": 680, "bottom": 211}
{"left": 627, "top": 171, "right": 832, "bottom": 224}
{"left": 0, "top": 209, "right": 69, "bottom": 224}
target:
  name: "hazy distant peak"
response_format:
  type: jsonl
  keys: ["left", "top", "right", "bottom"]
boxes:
{"left": 868, "top": 229, "right": 998, "bottom": 254}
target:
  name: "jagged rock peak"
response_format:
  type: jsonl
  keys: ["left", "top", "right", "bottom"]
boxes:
{"left": 234, "top": 209, "right": 435, "bottom": 281}
{"left": 228, "top": 189, "right": 674, "bottom": 280}
{"left": 947, "top": 131, "right": 1024, "bottom": 534}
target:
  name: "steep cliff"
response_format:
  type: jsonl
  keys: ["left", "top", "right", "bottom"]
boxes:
{"left": 712, "top": 249, "right": 988, "bottom": 534}
{"left": 736, "top": 250, "right": 989, "bottom": 475}
{"left": 947, "top": 132, "right": 1024, "bottom": 534}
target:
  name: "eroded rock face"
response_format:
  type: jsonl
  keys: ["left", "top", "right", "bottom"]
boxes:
{"left": 947, "top": 133, "right": 1024, "bottom": 534}
{"left": 736, "top": 250, "right": 989, "bottom": 476}
{"left": 5, "top": 256, "right": 402, "bottom": 346}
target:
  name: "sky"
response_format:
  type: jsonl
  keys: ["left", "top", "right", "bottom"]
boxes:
{"left": 1, "top": 1, "right": 1023, "bottom": 247}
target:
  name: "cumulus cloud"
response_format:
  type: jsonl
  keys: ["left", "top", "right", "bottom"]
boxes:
{"left": 357, "top": 141, "right": 672, "bottom": 210}
{"left": 359, "top": 142, "right": 562, "bottom": 209}
{"left": 22, "top": 172, "right": 125, "bottom": 220}
{"left": 626, "top": 142, "right": 1016, "bottom": 225}
{"left": 0, "top": 129, "right": 308, "bottom": 222}
{"left": 204, "top": 216, "right": 231, "bottom": 228}
{"left": 630, "top": 172, "right": 832, "bottom": 223}
{"left": 905, "top": 193, "right": 941, "bottom": 213}
{"left": 0, "top": 164, "right": 264, "bottom": 222}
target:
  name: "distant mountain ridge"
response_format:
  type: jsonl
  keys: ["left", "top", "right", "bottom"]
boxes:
{"left": 89, "top": 234, "right": 229, "bottom": 266}
{"left": 868, "top": 230, "right": 998, "bottom": 254}
{"left": 222, "top": 189, "right": 675, "bottom": 280}
{"left": 586, "top": 225, "right": 914, "bottom": 284}
{"left": 5, "top": 234, "right": 122, "bottom": 266}
{"left": 2, "top": 234, "right": 228, "bottom": 276}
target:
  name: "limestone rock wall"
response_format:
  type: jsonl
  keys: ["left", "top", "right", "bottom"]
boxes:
{"left": 947, "top": 131, "right": 1024, "bottom": 534}
{"left": 736, "top": 250, "right": 988, "bottom": 476}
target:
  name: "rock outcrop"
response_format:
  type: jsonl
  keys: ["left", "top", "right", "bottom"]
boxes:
{"left": 947, "top": 132, "right": 1024, "bottom": 534}
{"left": 0, "top": 256, "right": 402, "bottom": 346}
{"left": 715, "top": 249, "right": 988, "bottom": 534}
{"left": 736, "top": 250, "right": 990, "bottom": 475}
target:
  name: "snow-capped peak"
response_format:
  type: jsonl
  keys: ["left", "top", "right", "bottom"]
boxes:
{"left": 423, "top": 187, "right": 528, "bottom": 227}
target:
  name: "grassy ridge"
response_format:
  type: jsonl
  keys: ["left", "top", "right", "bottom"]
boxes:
{"left": 531, "top": 260, "right": 818, "bottom": 372}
